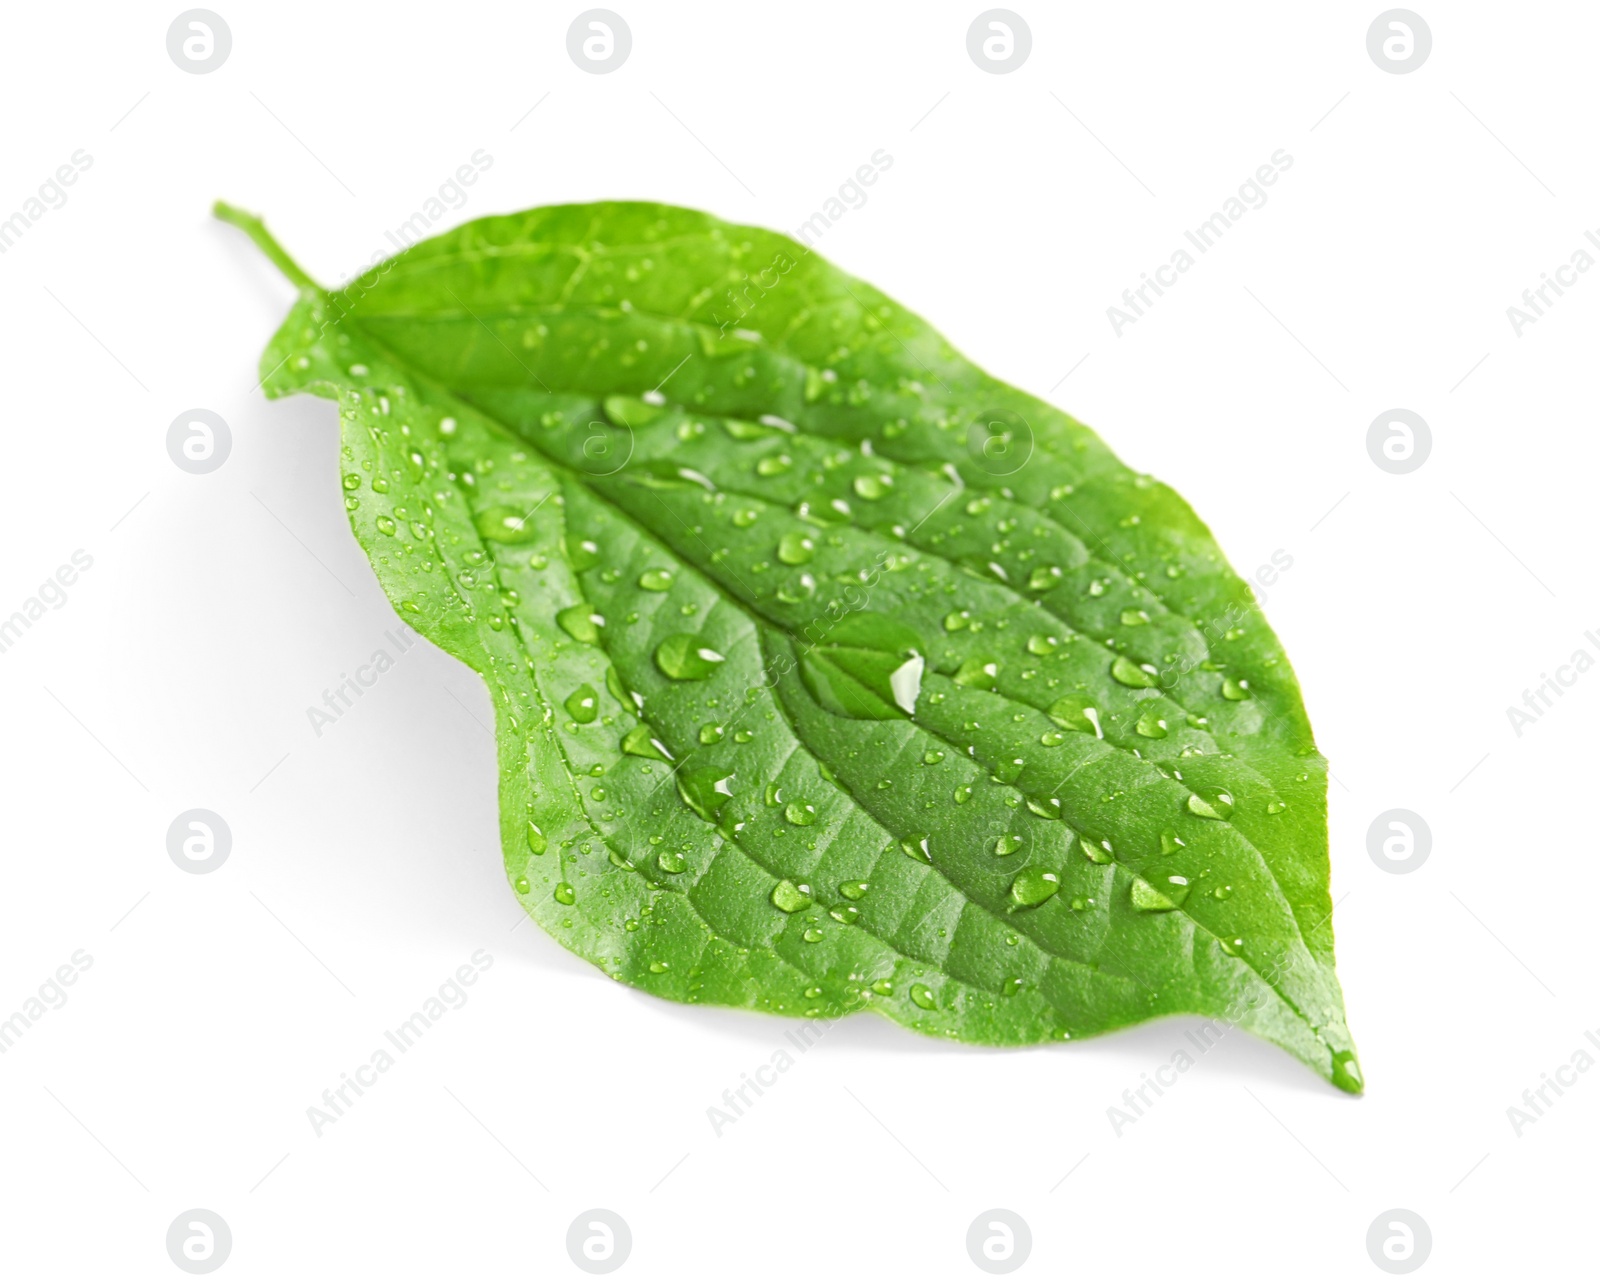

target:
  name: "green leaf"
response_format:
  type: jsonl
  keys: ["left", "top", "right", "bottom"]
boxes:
{"left": 217, "top": 198, "right": 1361, "bottom": 1093}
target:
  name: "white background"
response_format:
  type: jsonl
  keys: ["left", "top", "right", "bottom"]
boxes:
{"left": 2, "top": 1, "right": 1594, "bottom": 1278}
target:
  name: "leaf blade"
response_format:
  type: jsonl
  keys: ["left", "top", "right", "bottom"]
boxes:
{"left": 227, "top": 200, "right": 1360, "bottom": 1092}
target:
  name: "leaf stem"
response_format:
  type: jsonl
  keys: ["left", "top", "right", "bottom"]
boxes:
{"left": 212, "top": 200, "right": 320, "bottom": 291}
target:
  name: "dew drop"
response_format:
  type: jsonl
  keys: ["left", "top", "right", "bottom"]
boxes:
{"left": 1111, "top": 655, "right": 1158, "bottom": 688}
{"left": 1009, "top": 867, "right": 1060, "bottom": 907}
{"left": 771, "top": 879, "right": 814, "bottom": 913}
{"left": 1130, "top": 872, "right": 1191, "bottom": 912}
{"left": 776, "top": 532, "right": 815, "bottom": 565}
{"left": 655, "top": 634, "right": 726, "bottom": 680}
{"left": 556, "top": 603, "right": 604, "bottom": 644}
{"left": 784, "top": 801, "right": 818, "bottom": 827}
{"left": 475, "top": 506, "right": 541, "bottom": 544}
{"left": 564, "top": 684, "right": 599, "bottom": 724}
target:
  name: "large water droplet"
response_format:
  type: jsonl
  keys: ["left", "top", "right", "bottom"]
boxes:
{"left": 1331, "top": 1050, "right": 1364, "bottom": 1094}
{"left": 771, "top": 879, "right": 814, "bottom": 913}
{"left": 777, "top": 531, "right": 815, "bottom": 564}
{"left": 475, "top": 506, "right": 541, "bottom": 544}
{"left": 1048, "top": 699, "right": 1101, "bottom": 737}
{"left": 557, "top": 603, "right": 604, "bottom": 644}
{"left": 621, "top": 723, "right": 672, "bottom": 761}
{"left": 1186, "top": 792, "right": 1234, "bottom": 820}
{"left": 1135, "top": 709, "right": 1169, "bottom": 738}
{"left": 1130, "top": 872, "right": 1191, "bottom": 912}
{"left": 655, "top": 634, "right": 726, "bottom": 680}
{"left": 1009, "top": 867, "right": 1061, "bottom": 907}
{"left": 784, "top": 801, "right": 817, "bottom": 827}
{"left": 1111, "top": 655, "right": 1158, "bottom": 688}
{"left": 564, "top": 684, "right": 599, "bottom": 723}
{"left": 678, "top": 766, "right": 735, "bottom": 822}
{"left": 954, "top": 657, "right": 1000, "bottom": 690}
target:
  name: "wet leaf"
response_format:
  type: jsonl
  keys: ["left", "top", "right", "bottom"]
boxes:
{"left": 219, "top": 199, "right": 1359, "bottom": 1092}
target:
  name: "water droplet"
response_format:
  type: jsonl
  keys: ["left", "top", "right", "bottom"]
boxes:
{"left": 1211, "top": 883, "right": 1234, "bottom": 900}
{"left": 784, "top": 800, "right": 817, "bottom": 827}
{"left": 621, "top": 724, "right": 672, "bottom": 761}
{"left": 1111, "top": 655, "right": 1158, "bottom": 688}
{"left": 657, "top": 851, "right": 687, "bottom": 874}
{"left": 526, "top": 821, "right": 548, "bottom": 855}
{"left": 556, "top": 603, "right": 604, "bottom": 644}
{"left": 375, "top": 515, "right": 397, "bottom": 536}
{"left": 1009, "top": 867, "right": 1061, "bottom": 907}
{"left": 954, "top": 657, "right": 1000, "bottom": 690}
{"left": 1027, "top": 566, "right": 1062, "bottom": 591}
{"left": 802, "top": 927, "right": 824, "bottom": 943}
{"left": 678, "top": 766, "right": 736, "bottom": 822}
{"left": 1222, "top": 676, "right": 1251, "bottom": 701}
{"left": 1331, "top": 1051, "right": 1364, "bottom": 1094}
{"left": 953, "top": 785, "right": 974, "bottom": 804}
{"left": 648, "top": 960, "right": 670, "bottom": 973}
{"left": 944, "top": 610, "right": 971, "bottom": 632}
{"left": 1079, "top": 837, "right": 1113, "bottom": 865}
{"left": 772, "top": 879, "right": 814, "bottom": 912}
{"left": 564, "top": 684, "right": 599, "bottom": 723}
{"left": 1047, "top": 699, "right": 1101, "bottom": 737}
{"left": 1130, "top": 873, "right": 1190, "bottom": 912}
{"left": 910, "top": 983, "right": 937, "bottom": 1010}
{"left": 1025, "top": 796, "right": 1062, "bottom": 819}
{"left": 871, "top": 979, "right": 894, "bottom": 996}
{"left": 1027, "top": 633, "right": 1058, "bottom": 656}
{"left": 839, "top": 881, "right": 869, "bottom": 900}
{"left": 994, "top": 833, "right": 1023, "bottom": 856}
{"left": 853, "top": 473, "right": 892, "bottom": 500}
{"left": 553, "top": 881, "right": 575, "bottom": 905}
{"left": 1160, "top": 829, "right": 1185, "bottom": 855}
{"left": 514, "top": 875, "right": 530, "bottom": 894}
{"left": 756, "top": 453, "right": 793, "bottom": 476}
{"left": 1135, "top": 709, "right": 1169, "bottom": 738}
{"left": 655, "top": 634, "right": 726, "bottom": 680}
{"left": 993, "top": 758, "right": 1024, "bottom": 784}
{"left": 638, "top": 567, "right": 675, "bottom": 591}
{"left": 731, "top": 506, "right": 759, "bottom": 528}
{"left": 1039, "top": 730, "right": 1065, "bottom": 747}
{"left": 475, "top": 506, "right": 541, "bottom": 544}
{"left": 901, "top": 834, "right": 933, "bottom": 863}
{"left": 1120, "top": 608, "right": 1150, "bottom": 626}
{"left": 1001, "top": 977, "right": 1024, "bottom": 997}
{"left": 777, "top": 531, "right": 815, "bottom": 564}
{"left": 1267, "top": 800, "right": 1288, "bottom": 814}
{"left": 602, "top": 394, "right": 666, "bottom": 427}
{"left": 699, "top": 722, "right": 725, "bottom": 744}
{"left": 830, "top": 905, "right": 860, "bottom": 925}
{"left": 923, "top": 749, "right": 945, "bottom": 765}
{"left": 1186, "top": 792, "right": 1234, "bottom": 820}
